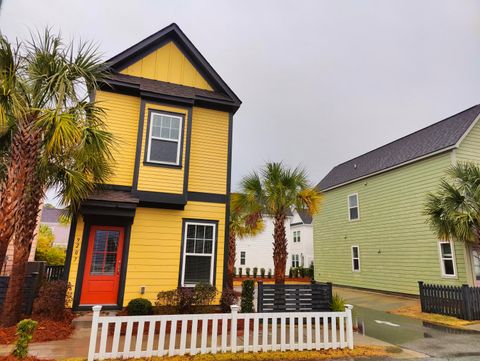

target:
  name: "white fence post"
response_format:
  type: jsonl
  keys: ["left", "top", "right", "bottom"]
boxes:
{"left": 88, "top": 305, "right": 102, "bottom": 361}
{"left": 230, "top": 305, "right": 239, "bottom": 353}
{"left": 345, "top": 304, "right": 354, "bottom": 349}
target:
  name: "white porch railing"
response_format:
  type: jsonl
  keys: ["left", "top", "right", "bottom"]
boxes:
{"left": 87, "top": 304, "right": 354, "bottom": 361}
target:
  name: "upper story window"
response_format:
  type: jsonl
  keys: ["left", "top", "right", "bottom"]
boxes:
{"left": 293, "top": 230, "right": 301, "bottom": 243}
{"left": 439, "top": 240, "right": 457, "bottom": 278}
{"left": 351, "top": 245, "right": 360, "bottom": 272}
{"left": 291, "top": 254, "right": 300, "bottom": 268}
{"left": 240, "top": 251, "right": 246, "bottom": 265}
{"left": 348, "top": 193, "right": 359, "bottom": 221}
{"left": 147, "top": 111, "right": 183, "bottom": 166}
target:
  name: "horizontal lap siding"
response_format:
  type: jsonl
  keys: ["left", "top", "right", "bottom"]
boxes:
{"left": 457, "top": 121, "right": 480, "bottom": 163}
{"left": 314, "top": 152, "right": 468, "bottom": 295}
{"left": 67, "top": 216, "right": 85, "bottom": 307}
{"left": 137, "top": 103, "right": 188, "bottom": 194}
{"left": 188, "top": 107, "right": 229, "bottom": 195}
{"left": 123, "top": 202, "right": 226, "bottom": 304}
{"left": 96, "top": 91, "right": 140, "bottom": 187}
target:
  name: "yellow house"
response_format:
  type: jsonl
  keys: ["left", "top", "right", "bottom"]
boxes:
{"left": 64, "top": 24, "right": 241, "bottom": 310}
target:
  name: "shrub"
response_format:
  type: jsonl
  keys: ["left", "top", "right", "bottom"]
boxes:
{"left": 253, "top": 267, "right": 258, "bottom": 278}
{"left": 298, "top": 267, "right": 306, "bottom": 278}
{"left": 288, "top": 268, "right": 293, "bottom": 278}
{"left": 32, "top": 280, "right": 72, "bottom": 321}
{"left": 35, "top": 225, "right": 66, "bottom": 265}
{"left": 308, "top": 263, "right": 314, "bottom": 279}
{"left": 156, "top": 284, "right": 217, "bottom": 314}
{"left": 233, "top": 267, "right": 237, "bottom": 277}
{"left": 260, "top": 268, "right": 265, "bottom": 278}
{"left": 238, "top": 268, "right": 243, "bottom": 277}
{"left": 127, "top": 298, "right": 152, "bottom": 315}
{"left": 246, "top": 268, "right": 251, "bottom": 277}
{"left": 194, "top": 282, "right": 217, "bottom": 306}
{"left": 330, "top": 293, "right": 346, "bottom": 312}
{"left": 240, "top": 280, "right": 254, "bottom": 313}
{"left": 267, "top": 269, "right": 272, "bottom": 278}
{"left": 12, "top": 319, "right": 37, "bottom": 359}
{"left": 220, "top": 287, "right": 238, "bottom": 313}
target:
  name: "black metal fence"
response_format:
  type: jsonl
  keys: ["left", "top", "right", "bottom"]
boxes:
{"left": 257, "top": 281, "right": 332, "bottom": 312}
{"left": 418, "top": 281, "right": 480, "bottom": 321}
{"left": 45, "top": 265, "right": 64, "bottom": 281}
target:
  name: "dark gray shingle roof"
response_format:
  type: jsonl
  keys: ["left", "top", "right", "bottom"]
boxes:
{"left": 296, "top": 209, "right": 313, "bottom": 225}
{"left": 41, "top": 208, "right": 64, "bottom": 223}
{"left": 318, "top": 104, "right": 480, "bottom": 191}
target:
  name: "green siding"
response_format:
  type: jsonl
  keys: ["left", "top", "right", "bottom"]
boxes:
{"left": 457, "top": 120, "right": 480, "bottom": 163}
{"left": 314, "top": 152, "right": 469, "bottom": 295}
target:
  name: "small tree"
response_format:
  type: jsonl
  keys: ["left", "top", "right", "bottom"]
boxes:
{"left": 235, "top": 162, "right": 322, "bottom": 284}
{"left": 425, "top": 162, "right": 480, "bottom": 245}
{"left": 35, "top": 225, "right": 66, "bottom": 265}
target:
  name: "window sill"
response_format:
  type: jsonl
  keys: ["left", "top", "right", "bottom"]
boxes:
{"left": 143, "top": 161, "right": 182, "bottom": 169}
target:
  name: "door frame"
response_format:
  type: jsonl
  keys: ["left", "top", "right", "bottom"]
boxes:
{"left": 72, "top": 215, "right": 133, "bottom": 311}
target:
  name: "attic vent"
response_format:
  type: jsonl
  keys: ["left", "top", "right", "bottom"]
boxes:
{"left": 353, "top": 164, "right": 357, "bottom": 169}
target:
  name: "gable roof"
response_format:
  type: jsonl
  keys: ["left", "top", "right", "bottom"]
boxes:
{"left": 104, "top": 23, "right": 241, "bottom": 112}
{"left": 41, "top": 208, "right": 65, "bottom": 223}
{"left": 318, "top": 104, "right": 480, "bottom": 191}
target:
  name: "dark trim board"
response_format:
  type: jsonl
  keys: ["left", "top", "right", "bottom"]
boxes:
{"left": 188, "top": 192, "right": 226, "bottom": 203}
{"left": 72, "top": 214, "right": 134, "bottom": 310}
{"left": 63, "top": 215, "right": 78, "bottom": 281}
{"left": 222, "top": 113, "right": 234, "bottom": 290}
{"left": 132, "top": 99, "right": 146, "bottom": 192}
{"left": 135, "top": 190, "right": 187, "bottom": 206}
{"left": 178, "top": 218, "right": 219, "bottom": 288}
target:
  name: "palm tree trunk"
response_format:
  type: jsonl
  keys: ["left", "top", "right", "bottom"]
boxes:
{"left": 0, "top": 125, "right": 34, "bottom": 270}
{"left": 273, "top": 213, "right": 287, "bottom": 285}
{"left": 0, "top": 178, "right": 44, "bottom": 326}
{"left": 226, "top": 229, "right": 236, "bottom": 289}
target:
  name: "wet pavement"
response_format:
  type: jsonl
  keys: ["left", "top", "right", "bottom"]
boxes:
{"left": 335, "top": 286, "right": 480, "bottom": 360}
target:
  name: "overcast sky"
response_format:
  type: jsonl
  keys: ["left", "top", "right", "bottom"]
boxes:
{"left": 2, "top": 0, "right": 480, "bottom": 202}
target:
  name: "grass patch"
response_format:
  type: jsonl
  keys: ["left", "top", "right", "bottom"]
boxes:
{"left": 389, "top": 304, "right": 480, "bottom": 328}
{"left": 69, "top": 346, "right": 389, "bottom": 361}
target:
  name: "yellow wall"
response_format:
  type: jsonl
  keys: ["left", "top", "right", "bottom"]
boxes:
{"left": 188, "top": 107, "right": 229, "bottom": 194}
{"left": 120, "top": 41, "right": 212, "bottom": 90}
{"left": 67, "top": 216, "right": 85, "bottom": 306}
{"left": 96, "top": 91, "right": 140, "bottom": 187}
{"left": 137, "top": 103, "right": 188, "bottom": 194}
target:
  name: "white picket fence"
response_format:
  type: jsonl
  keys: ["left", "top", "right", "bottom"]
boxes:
{"left": 87, "top": 304, "right": 354, "bottom": 361}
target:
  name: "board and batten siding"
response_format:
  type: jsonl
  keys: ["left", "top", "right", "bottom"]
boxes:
{"left": 124, "top": 202, "right": 226, "bottom": 303}
{"left": 188, "top": 107, "right": 229, "bottom": 195}
{"left": 120, "top": 41, "right": 212, "bottom": 91}
{"left": 96, "top": 91, "right": 140, "bottom": 187}
{"left": 314, "top": 151, "right": 468, "bottom": 295}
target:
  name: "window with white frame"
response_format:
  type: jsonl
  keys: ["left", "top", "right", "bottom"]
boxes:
{"left": 439, "top": 240, "right": 456, "bottom": 277}
{"left": 181, "top": 222, "right": 216, "bottom": 286}
{"left": 351, "top": 245, "right": 360, "bottom": 271}
{"left": 293, "top": 230, "right": 301, "bottom": 243}
{"left": 348, "top": 194, "right": 359, "bottom": 221}
{"left": 147, "top": 111, "right": 183, "bottom": 165}
{"left": 291, "top": 254, "right": 300, "bottom": 268}
{"left": 240, "top": 251, "right": 246, "bottom": 265}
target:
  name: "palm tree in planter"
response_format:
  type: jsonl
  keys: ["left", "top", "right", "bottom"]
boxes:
{"left": 0, "top": 30, "right": 113, "bottom": 326}
{"left": 235, "top": 162, "right": 322, "bottom": 284}
{"left": 226, "top": 193, "right": 264, "bottom": 288}
{"left": 425, "top": 162, "right": 480, "bottom": 246}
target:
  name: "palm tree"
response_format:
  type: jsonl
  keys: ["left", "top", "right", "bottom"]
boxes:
{"left": 0, "top": 30, "right": 113, "bottom": 326}
{"left": 226, "top": 194, "right": 263, "bottom": 288}
{"left": 425, "top": 162, "right": 480, "bottom": 245}
{"left": 235, "top": 162, "right": 322, "bottom": 284}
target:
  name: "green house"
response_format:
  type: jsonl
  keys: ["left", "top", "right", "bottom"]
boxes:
{"left": 314, "top": 105, "right": 480, "bottom": 295}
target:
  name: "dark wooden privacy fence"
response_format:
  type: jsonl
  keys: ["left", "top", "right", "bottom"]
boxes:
{"left": 257, "top": 281, "right": 332, "bottom": 312}
{"left": 418, "top": 281, "right": 480, "bottom": 321}
{"left": 45, "top": 265, "right": 64, "bottom": 281}
{"left": 0, "top": 272, "right": 40, "bottom": 315}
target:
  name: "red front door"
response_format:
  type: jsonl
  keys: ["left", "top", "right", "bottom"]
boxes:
{"left": 80, "top": 226, "right": 124, "bottom": 305}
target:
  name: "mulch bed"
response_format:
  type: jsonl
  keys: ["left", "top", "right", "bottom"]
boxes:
{"left": 0, "top": 357, "right": 54, "bottom": 361}
{"left": 0, "top": 313, "right": 74, "bottom": 345}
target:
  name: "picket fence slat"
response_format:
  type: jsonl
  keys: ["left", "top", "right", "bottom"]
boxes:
{"left": 87, "top": 304, "right": 354, "bottom": 361}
